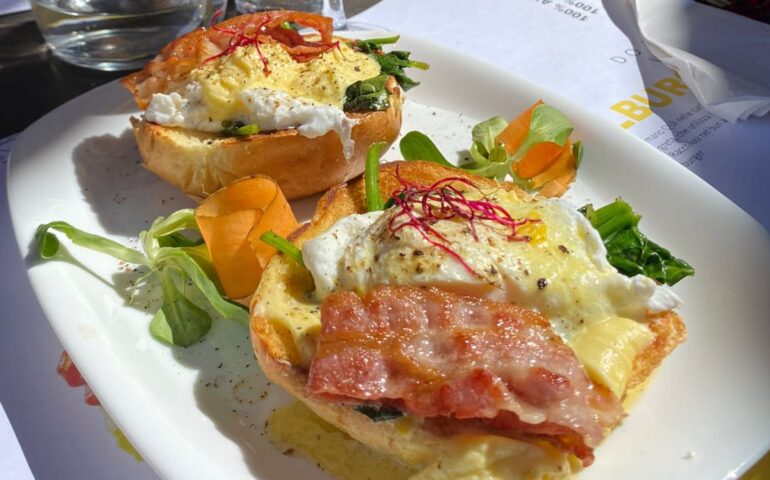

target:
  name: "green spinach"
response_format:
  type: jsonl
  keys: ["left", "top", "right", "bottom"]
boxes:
{"left": 354, "top": 35, "right": 400, "bottom": 54}
{"left": 580, "top": 199, "right": 694, "bottom": 286}
{"left": 374, "top": 50, "right": 429, "bottom": 91}
{"left": 354, "top": 405, "right": 404, "bottom": 422}
{"left": 344, "top": 74, "right": 391, "bottom": 112}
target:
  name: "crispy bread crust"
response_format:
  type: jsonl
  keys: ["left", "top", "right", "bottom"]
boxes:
{"left": 130, "top": 78, "right": 402, "bottom": 200}
{"left": 250, "top": 161, "right": 686, "bottom": 465}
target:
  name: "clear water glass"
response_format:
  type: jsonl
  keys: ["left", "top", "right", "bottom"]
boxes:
{"left": 234, "top": 0, "right": 346, "bottom": 29}
{"left": 31, "top": 0, "right": 228, "bottom": 71}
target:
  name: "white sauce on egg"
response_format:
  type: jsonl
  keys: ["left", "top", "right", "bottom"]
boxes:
{"left": 145, "top": 84, "right": 359, "bottom": 159}
{"left": 303, "top": 211, "right": 383, "bottom": 300}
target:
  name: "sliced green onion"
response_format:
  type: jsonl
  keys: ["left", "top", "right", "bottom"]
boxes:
{"left": 221, "top": 120, "right": 260, "bottom": 137}
{"left": 365, "top": 142, "right": 388, "bottom": 212}
{"left": 260, "top": 231, "right": 304, "bottom": 267}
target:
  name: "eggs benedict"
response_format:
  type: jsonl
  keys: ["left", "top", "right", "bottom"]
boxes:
{"left": 250, "top": 161, "right": 687, "bottom": 479}
{"left": 123, "top": 11, "right": 423, "bottom": 200}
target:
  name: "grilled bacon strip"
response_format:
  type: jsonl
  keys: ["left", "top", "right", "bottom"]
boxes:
{"left": 307, "top": 286, "right": 622, "bottom": 465}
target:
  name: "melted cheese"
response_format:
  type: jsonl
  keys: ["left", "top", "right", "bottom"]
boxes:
{"left": 570, "top": 317, "right": 654, "bottom": 397}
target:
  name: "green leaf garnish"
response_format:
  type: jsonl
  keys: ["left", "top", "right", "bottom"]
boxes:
{"left": 344, "top": 74, "right": 391, "bottom": 112}
{"left": 348, "top": 36, "right": 427, "bottom": 98}
{"left": 461, "top": 104, "right": 575, "bottom": 184}
{"left": 36, "top": 209, "right": 247, "bottom": 347}
{"left": 374, "top": 50, "right": 429, "bottom": 91}
{"left": 399, "top": 131, "right": 454, "bottom": 168}
{"left": 354, "top": 405, "right": 403, "bottom": 422}
{"left": 354, "top": 35, "right": 400, "bottom": 54}
{"left": 572, "top": 141, "right": 584, "bottom": 168}
{"left": 259, "top": 231, "right": 304, "bottom": 267}
{"left": 151, "top": 270, "right": 212, "bottom": 346}
{"left": 365, "top": 142, "right": 388, "bottom": 211}
{"left": 470, "top": 116, "right": 508, "bottom": 159}
{"left": 36, "top": 222, "right": 147, "bottom": 264}
{"left": 154, "top": 248, "right": 248, "bottom": 326}
{"left": 580, "top": 199, "right": 694, "bottom": 286}
{"left": 221, "top": 120, "right": 260, "bottom": 137}
{"left": 462, "top": 144, "right": 511, "bottom": 181}
{"left": 509, "top": 104, "right": 573, "bottom": 164}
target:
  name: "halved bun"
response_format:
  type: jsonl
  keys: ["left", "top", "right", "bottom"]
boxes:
{"left": 130, "top": 78, "right": 402, "bottom": 200}
{"left": 250, "top": 161, "right": 686, "bottom": 469}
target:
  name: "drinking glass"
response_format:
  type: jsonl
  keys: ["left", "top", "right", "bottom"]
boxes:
{"left": 31, "top": 0, "right": 228, "bottom": 71}
{"left": 234, "top": 0, "right": 346, "bottom": 29}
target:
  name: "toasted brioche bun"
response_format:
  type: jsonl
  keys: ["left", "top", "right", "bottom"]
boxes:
{"left": 130, "top": 78, "right": 402, "bottom": 200}
{"left": 250, "top": 161, "right": 686, "bottom": 467}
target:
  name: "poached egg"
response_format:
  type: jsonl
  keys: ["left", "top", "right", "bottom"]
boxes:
{"left": 302, "top": 189, "right": 681, "bottom": 397}
{"left": 144, "top": 41, "right": 381, "bottom": 159}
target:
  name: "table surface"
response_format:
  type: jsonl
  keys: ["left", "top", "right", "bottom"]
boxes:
{"left": 0, "top": 0, "right": 375, "bottom": 138}
{"left": 1, "top": 1, "right": 768, "bottom": 479}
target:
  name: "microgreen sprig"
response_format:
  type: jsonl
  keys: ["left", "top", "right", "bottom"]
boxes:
{"left": 36, "top": 209, "right": 248, "bottom": 347}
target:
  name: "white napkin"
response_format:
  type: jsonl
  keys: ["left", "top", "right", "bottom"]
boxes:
{"left": 630, "top": 0, "right": 770, "bottom": 122}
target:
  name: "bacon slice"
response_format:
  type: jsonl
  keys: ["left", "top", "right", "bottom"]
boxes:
{"left": 307, "top": 286, "right": 622, "bottom": 465}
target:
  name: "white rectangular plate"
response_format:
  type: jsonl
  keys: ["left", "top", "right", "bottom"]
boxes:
{"left": 8, "top": 34, "right": 770, "bottom": 480}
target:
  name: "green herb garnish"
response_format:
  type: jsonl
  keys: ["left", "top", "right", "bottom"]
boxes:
{"left": 399, "top": 131, "right": 454, "bottom": 168}
{"left": 36, "top": 210, "right": 248, "bottom": 347}
{"left": 374, "top": 50, "right": 429, "bottom": 91}
{"left": 399, "top": 104, "right": 577, "bottom": 187}
{"left": 221, "top": 120, "right": 260, "bottom": 137}
{"left": 465, "top": 105, "right": 574, "bottom": 181}
{"left": 354, "top": 35, "right": 400, "bottom": 54}
{"left": 580, "top": 199, "right": 694, "bottom": 286}
{"left": 344, "top": 74, "right": 391, "bottom": 112}
{"left": 468, "top": 116, "right": 508, "bottom": 167}
{"left": 259, "top": 230, "right": 304, "bottom": 267}
{"left": 365, "top": 142, "right": 388, "bottom": 211}
{"left": 354, "top": 405, "right": 403, "bottom": 422}
{"left": 345, "top": 36, "right": 429, "bottom": 112}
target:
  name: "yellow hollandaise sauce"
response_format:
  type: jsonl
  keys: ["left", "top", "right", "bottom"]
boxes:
{"left": 267, "top": 401, "right": 578, "bottom": 480}
{"left": 191, "top": 41, "right": 380, "bottom": 121}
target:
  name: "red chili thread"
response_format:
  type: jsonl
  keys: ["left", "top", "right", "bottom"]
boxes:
{"left": 386, "top": 167, "right": 537, "bottom": 275}
{"left": 205, "top": 16, "right": 272, "bottom": 74}
{"left": 203, "top": 14, "right": 340, "bottom": 74}
{"left": 209, "top": 9, "right": 224, "bottom": 27}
